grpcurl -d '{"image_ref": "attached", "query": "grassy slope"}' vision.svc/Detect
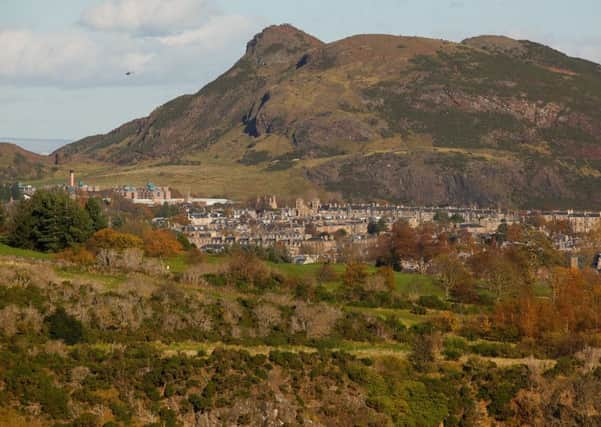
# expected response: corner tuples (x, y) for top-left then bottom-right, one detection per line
(0, 243), (51, 260)
(0, 250), (541, 367)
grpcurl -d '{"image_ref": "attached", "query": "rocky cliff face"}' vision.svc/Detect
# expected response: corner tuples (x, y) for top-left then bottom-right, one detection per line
(54, 25), (601, 208)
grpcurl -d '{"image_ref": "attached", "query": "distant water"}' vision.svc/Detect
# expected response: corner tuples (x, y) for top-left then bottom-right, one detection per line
(0, 137), (71, 155)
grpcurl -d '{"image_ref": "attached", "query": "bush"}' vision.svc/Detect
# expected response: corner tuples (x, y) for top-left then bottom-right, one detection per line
(544, 356), (580, 378)
(143, 229), (183, 258)
(315, 263), (338, 284)
(72, 413), (100, 427)
(45, 307), (84, 345)
(4, 363), (70, 419)
(57, 246), (96, 266)
(86, 228), (143, 253)
(469, 342), (526, 358)
(411, 305), (427, 315)
(110, 401), (133, 423)
(443, 336), (468, 360)
(418, 295), (448, 310)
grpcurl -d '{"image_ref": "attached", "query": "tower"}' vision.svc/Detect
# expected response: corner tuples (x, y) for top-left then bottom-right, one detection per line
(69, 170), (75, 187)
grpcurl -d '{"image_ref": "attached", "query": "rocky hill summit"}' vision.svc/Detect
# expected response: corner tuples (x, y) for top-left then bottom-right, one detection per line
(53, 24), (601, 208)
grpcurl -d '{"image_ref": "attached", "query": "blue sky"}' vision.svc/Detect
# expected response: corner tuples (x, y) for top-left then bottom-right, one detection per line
(1, 0), (601, 152)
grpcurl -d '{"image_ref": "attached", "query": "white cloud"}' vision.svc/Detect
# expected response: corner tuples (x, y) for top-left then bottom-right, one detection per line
(0, 30), (99, 84)
(0, 27), (255, 87)
(0, 1), (262, 88)
(80, 0), (218, 36)
(157, 14), (254, 47)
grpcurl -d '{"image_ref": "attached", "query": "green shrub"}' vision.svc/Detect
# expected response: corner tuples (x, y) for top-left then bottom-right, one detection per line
(72, 413), (100, 427)
(544, 356), (580, 378)
(411, 305), (427, 315)
(469, 342), (525, 358)
(110, 401), (132, 423)
(443, 336), (469, 361)
(418, 295), (448, 310)
(476, 365), (531, 420)
(4, 363), (70, 418)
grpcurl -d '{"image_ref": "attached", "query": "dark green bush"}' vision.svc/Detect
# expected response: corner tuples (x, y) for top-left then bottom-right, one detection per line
(418, 295), (448, 310)
(4, 363), (70, 418)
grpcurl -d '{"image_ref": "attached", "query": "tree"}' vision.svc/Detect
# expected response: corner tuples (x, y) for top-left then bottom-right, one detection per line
(143, 229), (183, 258)
(333, 228), (348, 240)
(450, 213), (465, 224)
(416, 223), (448, 270)
(0, 203), (5, 230)
(410, 332), (441, 372)
(506, 223), (524, 242)
(315, 263), (338, 284)
(156, 202), (179, 218)
(433, 211), (450, 223)
(496, 222), (509, 243)
(470, 249), (524, 301)
(85, 197), (108, 231)
(376, 220), (418, 270)
(342, 261), (368, 287)
(8, 190), (93, 252)
(368, 217), (388, 235)
(86, 228), (143, 252)
(177, 232), (193, 250)
(431, 254), (472, 299)
(376, 266), (396, 291)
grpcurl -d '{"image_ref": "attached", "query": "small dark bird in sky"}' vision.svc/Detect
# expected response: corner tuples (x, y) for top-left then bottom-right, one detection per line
(125, 71), (133, 76)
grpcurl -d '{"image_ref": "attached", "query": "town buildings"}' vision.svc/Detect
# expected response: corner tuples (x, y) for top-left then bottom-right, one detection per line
(115, 183), (172, 204)
(173, 198), (601, 262)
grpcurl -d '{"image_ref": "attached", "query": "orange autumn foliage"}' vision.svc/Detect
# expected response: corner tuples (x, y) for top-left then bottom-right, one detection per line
(87, 228), (143, 252)
(143, 229), (183, 258)
(493, 267), (601, 340)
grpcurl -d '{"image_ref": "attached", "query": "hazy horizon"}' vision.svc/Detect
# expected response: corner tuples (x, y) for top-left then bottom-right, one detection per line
(0, 137), (71, 154)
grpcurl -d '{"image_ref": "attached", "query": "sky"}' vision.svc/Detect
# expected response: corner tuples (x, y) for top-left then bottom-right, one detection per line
(1, 0), (601, 153)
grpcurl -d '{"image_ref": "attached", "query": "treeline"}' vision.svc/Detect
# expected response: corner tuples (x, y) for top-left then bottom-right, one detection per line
(1, 189), (193, 266)
(369, 218), (601, 358)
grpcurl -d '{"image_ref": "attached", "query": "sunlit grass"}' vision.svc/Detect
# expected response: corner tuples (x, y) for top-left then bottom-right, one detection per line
(345, 306), (433, 326)
(0, 243), (51, 260)
(56, 267), (127, 290)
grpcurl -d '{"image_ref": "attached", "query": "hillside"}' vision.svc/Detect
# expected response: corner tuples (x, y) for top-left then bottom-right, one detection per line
(0, 142), (50, 181)
(53, 25), (601, 208)
(1, 241), (601, 426)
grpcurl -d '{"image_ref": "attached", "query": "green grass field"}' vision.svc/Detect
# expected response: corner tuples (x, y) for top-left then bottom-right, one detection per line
(271, 261), (441, 297)
(394, 273), (442, 298)
(0, 243), (51, 260)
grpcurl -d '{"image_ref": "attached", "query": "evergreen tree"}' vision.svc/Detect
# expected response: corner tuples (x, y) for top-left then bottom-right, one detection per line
(8, 190), (93, 252)
(368, 218), (388, 235)
(85, 197), (108, 231)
